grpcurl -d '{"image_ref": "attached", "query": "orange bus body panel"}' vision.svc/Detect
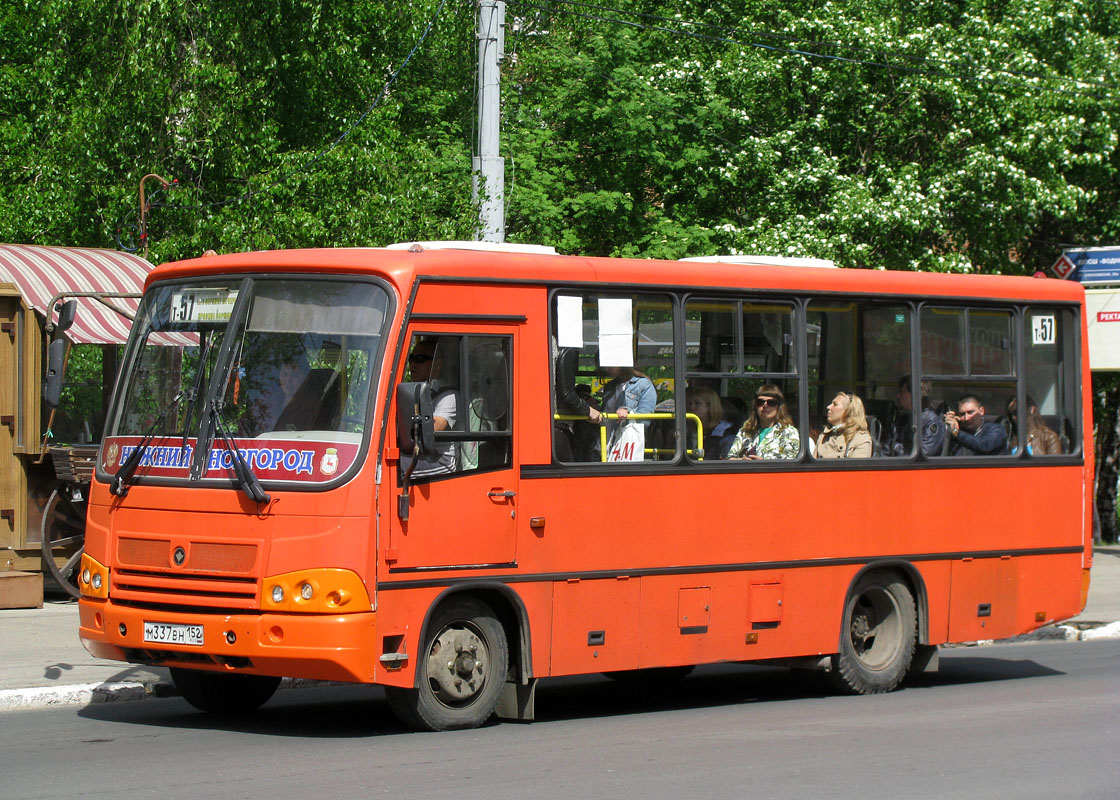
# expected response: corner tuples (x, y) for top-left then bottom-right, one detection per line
(76, 247), (1092, 699)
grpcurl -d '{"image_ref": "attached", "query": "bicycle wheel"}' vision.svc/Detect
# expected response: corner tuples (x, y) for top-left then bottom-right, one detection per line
(40, 486), (87, 598)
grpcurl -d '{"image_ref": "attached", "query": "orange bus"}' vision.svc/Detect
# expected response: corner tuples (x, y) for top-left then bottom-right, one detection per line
(77, 243), (1094, 730)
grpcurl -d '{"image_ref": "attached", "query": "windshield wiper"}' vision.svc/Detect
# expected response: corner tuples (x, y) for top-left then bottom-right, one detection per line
(110, 387), (190, 497)
(211, 402), (270, 505)
(189, 278), (253, 481)
(179, 331), (211, 451)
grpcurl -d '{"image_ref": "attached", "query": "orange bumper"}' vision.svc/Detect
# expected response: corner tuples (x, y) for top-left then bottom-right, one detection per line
(79, 599), (377, 683)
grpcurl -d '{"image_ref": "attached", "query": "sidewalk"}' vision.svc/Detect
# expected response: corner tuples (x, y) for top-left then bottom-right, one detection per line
(2, 546), (1119, 712)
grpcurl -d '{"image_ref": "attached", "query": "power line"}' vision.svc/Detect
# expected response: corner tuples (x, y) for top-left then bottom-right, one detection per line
(507, 0), (1117, 100)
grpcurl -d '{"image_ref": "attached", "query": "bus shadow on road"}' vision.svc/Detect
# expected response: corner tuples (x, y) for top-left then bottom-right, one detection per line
(532, 664), (837, 723)
(533, 655), (1066, 723)
(73, 651), (1066, 734)
(76, 683), (404, 738)
(906, 651), (1065, 689)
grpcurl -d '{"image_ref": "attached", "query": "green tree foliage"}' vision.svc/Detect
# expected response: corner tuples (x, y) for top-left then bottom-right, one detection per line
(505, 0), (1120, 270)
(2, 1), (1116, 272)
(0, 0), (479, 261)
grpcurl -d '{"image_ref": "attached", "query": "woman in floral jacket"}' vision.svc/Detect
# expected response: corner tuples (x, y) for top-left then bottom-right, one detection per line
(728, 384), (800, 460)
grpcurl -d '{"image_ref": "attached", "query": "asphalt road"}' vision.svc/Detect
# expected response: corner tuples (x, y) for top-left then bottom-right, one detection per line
(3, 640), (1118, 800)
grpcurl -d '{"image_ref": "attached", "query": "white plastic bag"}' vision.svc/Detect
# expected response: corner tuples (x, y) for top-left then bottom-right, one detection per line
(606, 421), (645, 462)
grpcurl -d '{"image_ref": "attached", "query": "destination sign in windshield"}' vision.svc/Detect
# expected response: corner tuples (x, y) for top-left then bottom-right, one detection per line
(169, 288), (239, 323)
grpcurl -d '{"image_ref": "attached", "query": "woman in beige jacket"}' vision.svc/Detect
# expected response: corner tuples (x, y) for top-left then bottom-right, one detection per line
(816, 392), (874, 459)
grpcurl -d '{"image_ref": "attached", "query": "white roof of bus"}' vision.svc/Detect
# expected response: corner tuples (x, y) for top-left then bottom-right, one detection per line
(385, 243), (833, 268)
(386, 240), (559, 256)
(679, 255), (837, 268)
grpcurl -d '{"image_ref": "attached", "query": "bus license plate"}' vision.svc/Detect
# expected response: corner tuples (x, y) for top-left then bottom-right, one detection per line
(143, 622), (204, 646)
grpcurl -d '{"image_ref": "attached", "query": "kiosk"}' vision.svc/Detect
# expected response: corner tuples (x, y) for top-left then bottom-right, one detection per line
(0, 244), (153, 602)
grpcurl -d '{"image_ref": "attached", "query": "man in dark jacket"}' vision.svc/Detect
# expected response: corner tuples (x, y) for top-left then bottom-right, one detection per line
(553, 338), (601, 461)
(945, 394), (1008, 456)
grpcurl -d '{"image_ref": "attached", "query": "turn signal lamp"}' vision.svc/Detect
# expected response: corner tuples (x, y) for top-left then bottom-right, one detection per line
(260, 569), (370, 613)
(79, 553), (109, 600)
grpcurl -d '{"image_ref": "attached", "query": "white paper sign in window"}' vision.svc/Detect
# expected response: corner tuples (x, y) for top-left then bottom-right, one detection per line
(598, 298), (634, 367)
(557, 295), (584, 348)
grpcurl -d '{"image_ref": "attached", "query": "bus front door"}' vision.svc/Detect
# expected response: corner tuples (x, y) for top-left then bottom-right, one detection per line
(388, 327), (518, 570)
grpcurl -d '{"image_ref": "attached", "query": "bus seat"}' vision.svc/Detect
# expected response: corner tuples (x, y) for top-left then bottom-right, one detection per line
(865, 415), (881, 456)
(721, 396), (745, 430)
(276, 368), (342, 431)
(862, 398), (893, 427)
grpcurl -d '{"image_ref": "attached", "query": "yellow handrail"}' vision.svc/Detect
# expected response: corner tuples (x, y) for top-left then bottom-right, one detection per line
(553, 412), (705, 461)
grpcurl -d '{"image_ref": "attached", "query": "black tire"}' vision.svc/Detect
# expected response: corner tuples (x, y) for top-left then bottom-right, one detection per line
(40, 486), (86, 598)
(385, 597), (509, 731)
(828, 571), (916, 695)
(169, 668), (281, 714)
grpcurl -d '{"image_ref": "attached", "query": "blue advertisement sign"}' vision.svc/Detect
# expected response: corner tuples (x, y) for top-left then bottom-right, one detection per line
(1051, 247), (1120, 285)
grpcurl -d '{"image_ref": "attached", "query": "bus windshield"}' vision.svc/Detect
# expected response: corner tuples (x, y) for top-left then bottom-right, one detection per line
(102, 276), (389, 487)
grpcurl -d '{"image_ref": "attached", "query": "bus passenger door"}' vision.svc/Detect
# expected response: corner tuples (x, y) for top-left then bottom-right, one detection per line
(388, 327), (518, 569)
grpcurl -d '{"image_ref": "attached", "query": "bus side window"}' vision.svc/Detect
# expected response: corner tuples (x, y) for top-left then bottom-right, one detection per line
(807, 301), (912, 459)
(461, 337), (513, 471)
(550, 291), (677, 464)
(924, 306), (1016, 458)
(1022, 307), (1078, 456)
(685, 296), (799, 462)
(401, 333), (513, 481)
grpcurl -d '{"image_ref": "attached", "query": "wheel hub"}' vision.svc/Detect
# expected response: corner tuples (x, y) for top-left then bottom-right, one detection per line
(850, 590), (900, 668)
(851, 612), (873, 653)
(427, 626), (489, 703)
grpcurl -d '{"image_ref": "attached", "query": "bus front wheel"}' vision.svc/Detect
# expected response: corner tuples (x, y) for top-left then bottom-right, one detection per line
(828, 572), (916, 695)
(169, 668), (281, 714)
(386, 597), (509, 731)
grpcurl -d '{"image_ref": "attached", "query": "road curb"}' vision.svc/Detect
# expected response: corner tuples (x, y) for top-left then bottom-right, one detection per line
(966, 619), (1120, 646)
(0, 676), (336, 714)
(0, 679), (175, 713)
(1067, 620), (1120, 640)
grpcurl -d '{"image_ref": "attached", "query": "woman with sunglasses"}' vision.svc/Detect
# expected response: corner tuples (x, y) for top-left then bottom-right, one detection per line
(816, 391), (873, 458)
(728, 384), (800, 460)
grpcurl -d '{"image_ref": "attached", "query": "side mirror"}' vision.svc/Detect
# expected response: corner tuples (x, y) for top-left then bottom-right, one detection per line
(44, 338), (67, 408)
(55, 299), (78, 334)
(396, 381), (436, 457)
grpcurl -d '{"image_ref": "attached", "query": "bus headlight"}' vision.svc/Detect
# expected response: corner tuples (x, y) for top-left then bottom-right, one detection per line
(260, 569), (370, 613)
(79, 553), (109, 600)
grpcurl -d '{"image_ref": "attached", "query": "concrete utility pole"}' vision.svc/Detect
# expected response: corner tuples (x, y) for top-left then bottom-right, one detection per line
(473, 0), (505, 242)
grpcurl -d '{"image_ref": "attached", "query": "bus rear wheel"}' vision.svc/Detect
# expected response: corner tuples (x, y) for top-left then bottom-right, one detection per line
(169, 668), (281, 714)
(386, 597), (509, 731)
(828, 571), (916, 695)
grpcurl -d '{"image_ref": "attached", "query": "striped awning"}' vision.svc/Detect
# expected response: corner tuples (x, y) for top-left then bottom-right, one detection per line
(0, 244), (153, 344)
